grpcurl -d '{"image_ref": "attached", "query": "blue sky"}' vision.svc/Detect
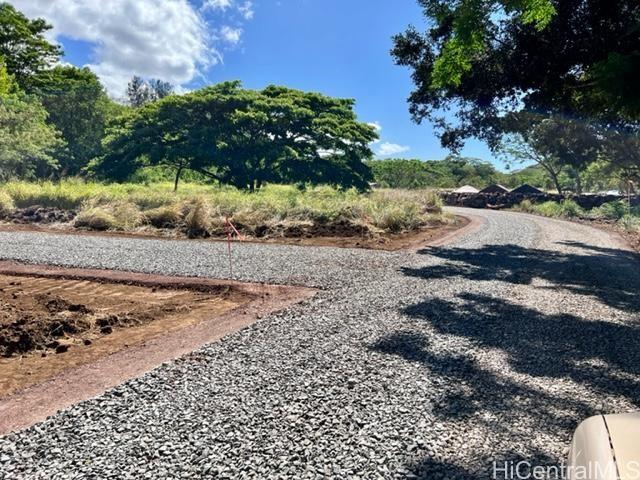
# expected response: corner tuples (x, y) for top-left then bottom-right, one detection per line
(14, 0), (501, 167)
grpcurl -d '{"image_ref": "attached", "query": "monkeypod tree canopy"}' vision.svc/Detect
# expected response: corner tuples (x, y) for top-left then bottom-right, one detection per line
(392, 0), (640, 151)
(95, 81), (378, 191)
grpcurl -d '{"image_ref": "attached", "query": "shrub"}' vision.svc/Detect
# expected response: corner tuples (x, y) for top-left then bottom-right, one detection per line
(619, 214), (640, 232)
(0, 191), (14, 215)
(532, 201), (563, 217)
(589, 201), (628, 220)
(515, 199), (535, 213)
(558, 199), (584, 218)
(530, 199), (584, 218)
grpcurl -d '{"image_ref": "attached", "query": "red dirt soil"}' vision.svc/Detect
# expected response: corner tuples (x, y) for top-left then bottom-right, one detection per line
(0, 263), (315, 434)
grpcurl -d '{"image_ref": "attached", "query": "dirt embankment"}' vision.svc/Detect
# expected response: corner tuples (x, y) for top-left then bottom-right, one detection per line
(0, 212), (467, 251)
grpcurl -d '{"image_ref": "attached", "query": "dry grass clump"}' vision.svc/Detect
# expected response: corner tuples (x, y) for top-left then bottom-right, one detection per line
(74, 201), (143, 231)
(0, 191), (14, 215)
(74, 208), (117, 231)
(143, 205), (182, 229)
(183, 197), (212, 238)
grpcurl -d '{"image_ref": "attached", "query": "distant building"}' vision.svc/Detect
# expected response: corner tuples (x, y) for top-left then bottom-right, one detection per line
(454, 185), (480, 193)
(511, 184), (543, 195)
(479, 184), (510, 194)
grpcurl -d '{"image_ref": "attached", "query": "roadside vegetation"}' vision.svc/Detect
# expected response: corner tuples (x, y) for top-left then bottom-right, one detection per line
(514, 199), (640, 232)
(0, 180), (448, 237)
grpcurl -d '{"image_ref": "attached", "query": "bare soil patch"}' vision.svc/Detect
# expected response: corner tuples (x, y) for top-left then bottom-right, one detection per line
(0, 262), (315, 434)
(0, 273), (249, 397)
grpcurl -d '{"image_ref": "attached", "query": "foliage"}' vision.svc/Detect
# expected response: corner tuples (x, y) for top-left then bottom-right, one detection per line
(0, 3), (61, 89)
(126, 76), (174, 107)
(366, 156), (504, 189)
(520, 198), (640, 232)
(0, 57), (17, 95)
(0, 180), (447, 235)
(392, 0), (640, 153)
(588, 201), (629, 221)
(497, 116), (601, 195)
(0, 92), (63, 180)
(619, 214), (640, 232)
(30, 66), (112, 176)
(95, 81), (378, 191)
(148, 79), (174, 100)
(366, 159), (438, 189)
(518, 199), (584, 218)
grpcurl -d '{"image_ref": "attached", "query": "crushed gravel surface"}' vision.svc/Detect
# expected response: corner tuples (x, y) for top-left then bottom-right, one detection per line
(1, 207), (640, 479)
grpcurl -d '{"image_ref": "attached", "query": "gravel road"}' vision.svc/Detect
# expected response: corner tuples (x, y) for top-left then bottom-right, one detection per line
(1, 208), (640, 479)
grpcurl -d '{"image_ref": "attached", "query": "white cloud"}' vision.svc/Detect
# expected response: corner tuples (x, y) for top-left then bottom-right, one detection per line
(367, 121), (382, 144)
(368, 121), (382, 133)
(203, 0), (253, 19)
(220, 25), (242, 45)
(376, 142), (411, 156)
(202, 0), (233, 11)
(11, 0), (254, 97)
(238, 1), (254, 20)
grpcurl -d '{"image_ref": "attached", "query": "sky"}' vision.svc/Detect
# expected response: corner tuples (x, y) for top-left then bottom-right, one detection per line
(12, 0), (501, 167)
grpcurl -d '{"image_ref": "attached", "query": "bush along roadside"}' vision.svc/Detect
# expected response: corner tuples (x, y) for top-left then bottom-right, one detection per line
(514, 199), (640, 238)
(0, 181), (452, 239)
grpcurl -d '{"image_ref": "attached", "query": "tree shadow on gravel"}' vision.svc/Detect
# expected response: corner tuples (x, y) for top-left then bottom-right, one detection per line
(403, 242), (640, 312)
(371, 293), (640, 478)
(401, 293), (640, 402)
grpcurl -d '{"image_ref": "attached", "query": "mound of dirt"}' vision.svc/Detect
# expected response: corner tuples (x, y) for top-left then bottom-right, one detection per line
(2, 206), (76, 224)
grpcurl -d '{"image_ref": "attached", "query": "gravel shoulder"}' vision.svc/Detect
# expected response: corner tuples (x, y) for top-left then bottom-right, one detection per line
(1, 208), (640, 479)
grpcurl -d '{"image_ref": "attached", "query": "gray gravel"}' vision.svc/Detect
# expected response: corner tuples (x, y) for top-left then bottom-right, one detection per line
(1, 207), (640, 479)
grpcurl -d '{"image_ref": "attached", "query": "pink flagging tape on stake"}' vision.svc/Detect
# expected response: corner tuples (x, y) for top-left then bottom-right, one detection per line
(224, 217), (244, 277)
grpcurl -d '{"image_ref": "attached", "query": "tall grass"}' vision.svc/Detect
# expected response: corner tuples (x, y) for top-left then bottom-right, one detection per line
(0, 181), (446, 235)
(0, 191), (14, 215)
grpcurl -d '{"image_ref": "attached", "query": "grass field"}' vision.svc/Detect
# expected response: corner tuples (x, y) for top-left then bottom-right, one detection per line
(0, 180), (450, 237)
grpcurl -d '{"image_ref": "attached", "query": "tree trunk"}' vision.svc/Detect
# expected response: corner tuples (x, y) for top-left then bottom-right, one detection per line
(174, 165), (183, 192)
(545, 168), (564, 196)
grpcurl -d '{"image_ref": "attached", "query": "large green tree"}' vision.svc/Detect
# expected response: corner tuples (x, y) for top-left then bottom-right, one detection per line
(0, 61), (62, 180)
(31, 66), (111, 176)
(0, 3), (61, 90)
(392, 0), (640, 151)
(95, 82), (378, 191)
